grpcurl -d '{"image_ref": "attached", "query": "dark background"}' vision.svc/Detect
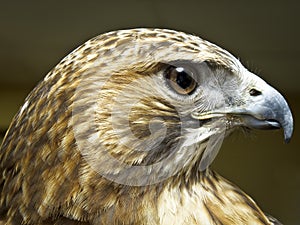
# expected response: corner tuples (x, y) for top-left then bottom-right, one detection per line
(0, 1), (299, 224)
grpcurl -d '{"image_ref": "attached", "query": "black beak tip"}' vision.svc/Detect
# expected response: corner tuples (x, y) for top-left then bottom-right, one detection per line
(284, 137), (291, 144)
(267, 120), (292, 143)
(268, 120), (293, 143)
(282, 117), (293, 144)
(283, 127), (293, 144)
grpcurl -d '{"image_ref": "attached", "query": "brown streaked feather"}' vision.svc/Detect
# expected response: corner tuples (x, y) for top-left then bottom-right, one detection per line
(0, 28), (281, 224)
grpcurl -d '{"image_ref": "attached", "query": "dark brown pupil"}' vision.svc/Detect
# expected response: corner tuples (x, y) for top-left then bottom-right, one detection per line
(176, 69), (193, 90)
(166, 66), (197, 95)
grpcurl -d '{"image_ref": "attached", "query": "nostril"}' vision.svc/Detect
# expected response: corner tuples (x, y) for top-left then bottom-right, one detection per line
(249, 88), (262, 96)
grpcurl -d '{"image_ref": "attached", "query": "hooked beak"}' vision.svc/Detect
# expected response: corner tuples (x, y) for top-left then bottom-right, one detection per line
(240, 89), (293, 143)
(192, 74), (294, 143)
(237, 88), (293, 143)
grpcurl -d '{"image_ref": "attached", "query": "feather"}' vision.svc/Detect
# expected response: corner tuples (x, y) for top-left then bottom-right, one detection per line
(0, 28), (293, 224)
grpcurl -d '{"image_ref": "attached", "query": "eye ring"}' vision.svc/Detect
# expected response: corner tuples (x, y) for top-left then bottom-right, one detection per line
(165, 66), (197, 95)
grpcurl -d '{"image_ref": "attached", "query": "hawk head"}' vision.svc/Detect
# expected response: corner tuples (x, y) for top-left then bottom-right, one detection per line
(69, 28), (293, 186)
(0, 28), (293, 224)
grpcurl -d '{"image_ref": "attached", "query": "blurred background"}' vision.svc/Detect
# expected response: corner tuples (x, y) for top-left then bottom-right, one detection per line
(0, 0), (299, 223)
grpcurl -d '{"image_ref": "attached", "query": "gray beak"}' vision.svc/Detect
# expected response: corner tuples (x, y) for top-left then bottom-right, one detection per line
(192, 72), (294, 143)
(223, 70), (294, 143)
(239, 85), (293, 143)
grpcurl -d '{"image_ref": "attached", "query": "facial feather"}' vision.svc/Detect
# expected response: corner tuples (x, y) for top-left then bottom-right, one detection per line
(0, 28), (292, 225)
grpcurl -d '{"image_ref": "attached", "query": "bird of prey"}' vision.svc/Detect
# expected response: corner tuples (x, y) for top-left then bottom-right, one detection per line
(0, 28), (293, 225)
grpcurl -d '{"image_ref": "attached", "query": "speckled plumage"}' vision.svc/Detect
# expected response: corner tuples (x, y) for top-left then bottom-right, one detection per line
(0, 28), (293, 224)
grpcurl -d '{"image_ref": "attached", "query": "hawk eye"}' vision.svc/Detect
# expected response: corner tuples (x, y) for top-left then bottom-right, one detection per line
(165, 66), (197, 95)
